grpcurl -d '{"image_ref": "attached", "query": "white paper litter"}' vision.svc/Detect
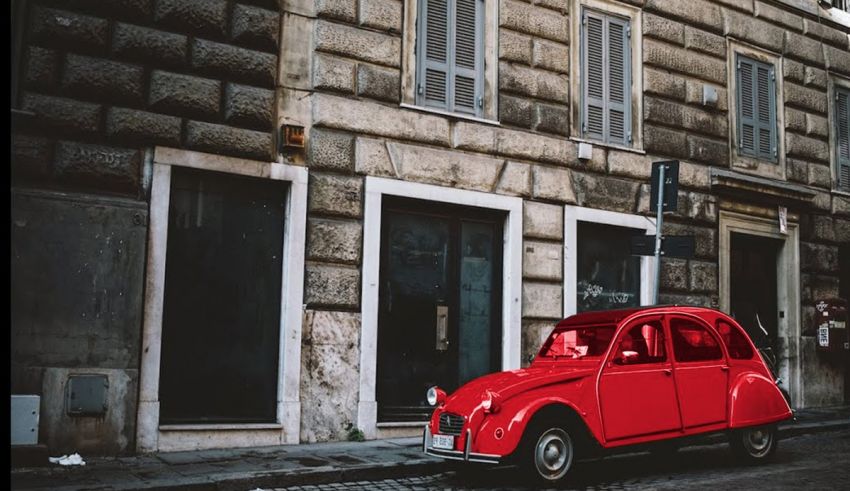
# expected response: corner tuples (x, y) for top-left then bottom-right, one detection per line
(48, 453), (86, 466)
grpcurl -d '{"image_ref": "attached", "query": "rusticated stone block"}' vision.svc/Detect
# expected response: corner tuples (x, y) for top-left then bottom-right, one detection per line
(495, 161), (531, 197)
(523, 240), (563, 281)
(500, 95), (535, 129)
(532, 166), (575, 203)
(316, 0), (357, 23)
(724, 9), (786, 51)
(154, 0), (228, 38)
(786, 133), (829, 163)
(105, 107), (181, 146)
(231, 3), (280, 52)
(500, 62), (568, 103)
(645, 67), (686, 101)
(224, 83), (274, 130)
(687, 135), (728, 166)
(532, 39), (569, 74)
(314, 20), (401, 68)
(523, 201), (563, 240)
(61, 54), (144, 104)
(522, 281), (563, 319)
(313, 53), (356, 93)
(607, 150), (651, 179)
(535, 103), (569, 136)
(185, 121), (272, 161)
(645, 0), (722, 32)
(645, 124), (688, 159)
(358, 0), (402, 33)
(24, 47), (59, 90)
(21, 93), (101, 135)
(304, 264), (360, 308)
(644, 39), (726, 84)
(684, 27), (725, 58)
(661, 258), (688, 291)
(191, 39), (277, 87)
(643, 12), (684, 45)
(308, 173), (363, 218)
(149, 70), (221, 119)
(500, 0), (568, 43)
(53, 141), (140, 193)
(356, 64), (400, 103)
(785, 82), (828, 114)
(354, 137), (395, 177)
(783, 31), (826, 67)
(112, 23), (188, 67)
(824, 44), (850, 77)
(500, 30), (532, 64)
(308, 128), (354, 172)
(306, 218), (362, 264)
(572, 172), (640, 214)
(689, 260), (718, 293)
(29, 6), (109, 53)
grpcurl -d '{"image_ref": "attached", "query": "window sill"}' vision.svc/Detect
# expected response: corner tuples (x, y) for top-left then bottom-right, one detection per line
(159, 423), (283, 431)
(832, 188), (850, 198)
(399, 103), (501, 127)
(376, 421), (428, 428)
(569, 136), (645, 155)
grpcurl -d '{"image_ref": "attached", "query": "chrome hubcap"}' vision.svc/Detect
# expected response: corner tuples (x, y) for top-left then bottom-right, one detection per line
(743, 427), (773, 457)
(534, 428), (572, 480)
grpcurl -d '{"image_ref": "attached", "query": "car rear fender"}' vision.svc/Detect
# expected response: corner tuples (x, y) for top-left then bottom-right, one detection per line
(728, 372), (793, 429)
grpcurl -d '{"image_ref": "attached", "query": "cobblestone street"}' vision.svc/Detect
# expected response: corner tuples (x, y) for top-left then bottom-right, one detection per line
(270, 429), (850, 490)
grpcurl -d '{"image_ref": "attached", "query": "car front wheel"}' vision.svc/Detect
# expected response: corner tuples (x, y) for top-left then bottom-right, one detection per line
(529, 426), (574, 482)
(729, 425), (778, 462)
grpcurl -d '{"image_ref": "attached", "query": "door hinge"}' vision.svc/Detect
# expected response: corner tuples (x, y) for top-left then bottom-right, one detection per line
(582, 122), (587, 134)
(627, 130), (632, 143)
(417, 84), (423, 95)
(477, 96), (483, 108)
(626, 25), (631, 38)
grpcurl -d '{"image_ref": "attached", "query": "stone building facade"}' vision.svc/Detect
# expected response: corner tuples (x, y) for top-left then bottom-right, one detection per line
(10, 0), (850, 455)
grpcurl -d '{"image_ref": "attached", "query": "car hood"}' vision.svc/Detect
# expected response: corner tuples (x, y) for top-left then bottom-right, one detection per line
(441, 365), (595, 414)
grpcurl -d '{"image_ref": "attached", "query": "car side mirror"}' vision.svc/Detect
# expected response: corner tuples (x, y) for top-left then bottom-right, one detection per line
(615, 350), (639, 365)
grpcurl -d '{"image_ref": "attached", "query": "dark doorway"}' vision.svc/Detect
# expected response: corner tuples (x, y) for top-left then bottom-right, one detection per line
(839, 243), (850, 404)
(729, 233), (781, 351)
(159, 167), (286, 424)
(377, 197), (504, 422)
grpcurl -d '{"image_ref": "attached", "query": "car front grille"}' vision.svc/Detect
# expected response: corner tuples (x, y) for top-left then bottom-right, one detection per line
(438, 412), (464, 436)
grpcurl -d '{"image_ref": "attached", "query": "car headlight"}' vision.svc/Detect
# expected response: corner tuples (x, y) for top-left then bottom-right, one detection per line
(426, 386), (446, 406)
(481, 390), (501, 413)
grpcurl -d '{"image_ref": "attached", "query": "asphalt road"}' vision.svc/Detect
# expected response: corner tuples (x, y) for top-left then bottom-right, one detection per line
(268, 428), (850, 490)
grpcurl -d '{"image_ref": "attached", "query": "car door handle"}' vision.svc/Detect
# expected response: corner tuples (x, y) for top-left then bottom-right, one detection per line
(663, 369), (672, 376)
(720, 366), (730, 372)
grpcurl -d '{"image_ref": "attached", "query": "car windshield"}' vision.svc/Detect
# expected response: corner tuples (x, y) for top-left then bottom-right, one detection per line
(539, 325), (616, 360)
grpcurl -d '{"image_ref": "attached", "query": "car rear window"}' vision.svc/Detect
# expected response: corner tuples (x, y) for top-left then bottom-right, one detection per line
(670, 318), (723, 362)
(716, 320), (755, 360)
(540, 326), (616, 360)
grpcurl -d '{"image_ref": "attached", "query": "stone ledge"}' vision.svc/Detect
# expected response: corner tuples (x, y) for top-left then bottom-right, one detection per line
(710, 168), (817, 207)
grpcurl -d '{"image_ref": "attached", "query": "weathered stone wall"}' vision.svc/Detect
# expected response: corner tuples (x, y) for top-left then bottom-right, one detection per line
(295, 0), (850, 440)
(11, 0), (281, 454)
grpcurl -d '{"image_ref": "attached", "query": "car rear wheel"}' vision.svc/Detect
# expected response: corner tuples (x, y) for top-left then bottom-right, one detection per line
(526, 425), (574, 483)
(729, 425), (778, 462)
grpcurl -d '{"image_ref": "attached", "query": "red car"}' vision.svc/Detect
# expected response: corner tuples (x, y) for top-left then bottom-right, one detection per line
(423, 306), (793, 483)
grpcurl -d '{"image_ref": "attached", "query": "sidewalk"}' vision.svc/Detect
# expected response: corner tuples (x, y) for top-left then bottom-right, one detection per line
(11, 406), (850, 491)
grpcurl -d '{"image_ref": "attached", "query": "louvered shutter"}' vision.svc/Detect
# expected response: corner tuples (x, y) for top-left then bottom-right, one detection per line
(419, 0), (450, 109)
(736, 55), (777, 162)
(581, 9), (631, 145)
(607, 16), (630, 146)
(837, 88), (850, 191)
(417, 0), (483, 116)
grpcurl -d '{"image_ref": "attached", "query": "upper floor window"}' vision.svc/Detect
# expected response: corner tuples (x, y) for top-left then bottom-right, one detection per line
(402, 0), (497, 120)
(834, 84), (850, 192)
(569, 0), (642, 150)
(726, 41), (785, 180)
(735, 54), (778, 162)
(580, 8), (631, 146)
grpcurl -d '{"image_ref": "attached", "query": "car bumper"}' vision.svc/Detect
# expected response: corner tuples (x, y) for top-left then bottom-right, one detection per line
(422, 424), (501, 464)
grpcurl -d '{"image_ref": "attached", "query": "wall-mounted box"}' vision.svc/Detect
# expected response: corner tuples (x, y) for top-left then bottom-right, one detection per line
(11, 395), (40, 445)
(66, 375), (109, 416)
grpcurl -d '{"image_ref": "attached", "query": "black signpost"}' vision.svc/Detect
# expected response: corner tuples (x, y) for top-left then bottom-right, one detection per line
(630, 160), (696, 304)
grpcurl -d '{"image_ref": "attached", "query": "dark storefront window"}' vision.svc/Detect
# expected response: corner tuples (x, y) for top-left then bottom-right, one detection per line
(576, 222), (641, 312)
(159, 167), (286, 424)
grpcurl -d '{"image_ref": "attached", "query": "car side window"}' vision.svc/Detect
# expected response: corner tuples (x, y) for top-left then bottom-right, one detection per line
(671, 318), (723, 362)
(716, 320), (754, 360)
(612, 320), (666, 365)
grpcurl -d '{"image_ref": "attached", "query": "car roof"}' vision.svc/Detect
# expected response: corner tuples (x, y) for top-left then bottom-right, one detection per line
(555, 305), (724, 329)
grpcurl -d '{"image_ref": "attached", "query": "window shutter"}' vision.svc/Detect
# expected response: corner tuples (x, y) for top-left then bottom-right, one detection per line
(582, 10), (605, 141)
(737, 56), (756, 156)
(737, 55), (777, 162)
(607, 16), (630, 146)
(452, 0), (481, 115)
(419, 0), (450, 109)
(582, 9), (631, 145)
(838, 88), (850, 191)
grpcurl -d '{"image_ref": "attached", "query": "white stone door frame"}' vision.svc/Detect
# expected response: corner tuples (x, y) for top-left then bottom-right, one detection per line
(358, 176), (523, 439)
(719, 210), (801, 409)
(563, 206), (657, 316)
(136, 147), (308, 452)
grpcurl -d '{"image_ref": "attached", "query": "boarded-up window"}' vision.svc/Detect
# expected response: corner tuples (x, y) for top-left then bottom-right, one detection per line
(581, 8), (631, 146)
(736, 54), (777, 162)
(835, 86), (850, 191)
(416, 0), (484, 116)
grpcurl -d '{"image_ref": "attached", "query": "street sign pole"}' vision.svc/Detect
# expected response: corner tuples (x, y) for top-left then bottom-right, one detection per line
(652, 164), (665, 305)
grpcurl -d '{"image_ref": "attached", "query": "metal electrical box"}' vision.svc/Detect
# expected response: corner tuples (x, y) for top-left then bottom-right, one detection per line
(66, 375), (109, 416)
(11, 395), (40, 445)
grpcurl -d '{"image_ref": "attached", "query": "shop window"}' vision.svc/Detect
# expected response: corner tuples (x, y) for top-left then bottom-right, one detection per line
(576, 222), (641, 312)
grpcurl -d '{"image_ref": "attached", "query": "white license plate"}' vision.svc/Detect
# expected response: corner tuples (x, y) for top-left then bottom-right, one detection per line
(432, 434), (454, 450)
